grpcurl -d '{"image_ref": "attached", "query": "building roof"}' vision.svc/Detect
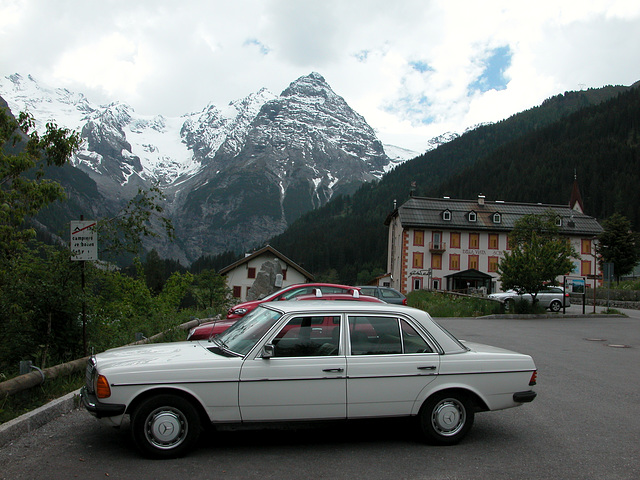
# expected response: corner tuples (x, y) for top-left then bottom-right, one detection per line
(219, 244), (314, 280)
(386, 195), (603, 236)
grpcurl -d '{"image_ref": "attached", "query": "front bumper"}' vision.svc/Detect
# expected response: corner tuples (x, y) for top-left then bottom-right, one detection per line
(81, 386), (126, 418)
(513, 390), (537, 403)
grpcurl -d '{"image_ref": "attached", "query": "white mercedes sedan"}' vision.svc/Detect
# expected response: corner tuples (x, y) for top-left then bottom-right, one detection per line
(81, 302), (537, 458)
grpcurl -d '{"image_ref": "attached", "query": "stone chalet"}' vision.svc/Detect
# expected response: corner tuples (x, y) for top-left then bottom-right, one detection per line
(220, 245), (314, 302)
(384, 192), (603, 295)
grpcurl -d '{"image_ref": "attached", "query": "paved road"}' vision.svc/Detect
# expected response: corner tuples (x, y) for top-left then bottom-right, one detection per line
(1, 314), (638, 480)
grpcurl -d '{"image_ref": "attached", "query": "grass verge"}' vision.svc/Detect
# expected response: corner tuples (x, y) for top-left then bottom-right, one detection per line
(408, 290), (502, 317)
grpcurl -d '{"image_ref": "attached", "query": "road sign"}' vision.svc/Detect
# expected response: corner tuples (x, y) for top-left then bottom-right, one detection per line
(70, 220), (97, 261)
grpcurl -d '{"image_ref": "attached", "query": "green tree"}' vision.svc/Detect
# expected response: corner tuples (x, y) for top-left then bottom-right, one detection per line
(498, 212), (577, 304)
(596, 213), (640, 283)
(191, 269), (231, 313)
(0, 109), (80, 258)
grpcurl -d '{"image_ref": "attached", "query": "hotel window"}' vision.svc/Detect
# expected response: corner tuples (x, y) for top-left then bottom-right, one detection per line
(556, 216), (563, 227)
(442, 210), (451, 221)
(469, 233), (480, 249)
(468, 255), (479, 270)
(432, 253), (442, 270)
(489, 234), (499, 250)
(581, 239), (592, 255)
(414, 230), (425, 246)
(492, 212), (501, 224)
(232, 286), (242, 298)
(488, 256), (499, 272)
(450, 232), (461, 249)
(413, 252), (424, 269)
(449, 254), (460, 271)
(468, 211), (477, 222)
(506, 235), (513, 250)
(581, 260), (592, 276)
(248, 267), (256, 279)
(282, 269), (287, 281)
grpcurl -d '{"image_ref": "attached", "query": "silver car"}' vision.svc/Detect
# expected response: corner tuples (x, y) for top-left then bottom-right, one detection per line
(489, 286), (569, 312)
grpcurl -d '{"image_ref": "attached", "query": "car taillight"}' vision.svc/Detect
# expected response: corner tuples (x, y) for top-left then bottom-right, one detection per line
(96, 375), (111, 398)
(529, 370), (537, 386)
(402, 298), (408, 305)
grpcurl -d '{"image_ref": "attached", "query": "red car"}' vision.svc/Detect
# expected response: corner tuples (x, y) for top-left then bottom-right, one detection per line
(225, 283), (359, 319)
(187, 283), (362, 340)
(292, 292), (384, 303)
(187, 301), (380, 341)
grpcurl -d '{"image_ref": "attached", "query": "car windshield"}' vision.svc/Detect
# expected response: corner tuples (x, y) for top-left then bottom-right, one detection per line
(215, 306), (283, 356)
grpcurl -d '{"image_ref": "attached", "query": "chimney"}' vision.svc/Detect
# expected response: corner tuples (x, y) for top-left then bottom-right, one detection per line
(478, 194), (485, 206)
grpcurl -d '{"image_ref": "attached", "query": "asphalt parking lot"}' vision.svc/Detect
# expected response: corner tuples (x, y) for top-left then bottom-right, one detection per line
(1, 311), (638, 480)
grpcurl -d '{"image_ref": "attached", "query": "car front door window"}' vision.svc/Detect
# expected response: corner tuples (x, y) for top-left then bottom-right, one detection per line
(272, 316), (340, 357)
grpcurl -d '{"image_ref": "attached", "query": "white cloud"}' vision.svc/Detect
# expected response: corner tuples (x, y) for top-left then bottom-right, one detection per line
(1, 0), (639, 152)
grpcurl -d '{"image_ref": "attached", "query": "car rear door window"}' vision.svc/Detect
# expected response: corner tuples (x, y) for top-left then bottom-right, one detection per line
(348, 316), (432, 355)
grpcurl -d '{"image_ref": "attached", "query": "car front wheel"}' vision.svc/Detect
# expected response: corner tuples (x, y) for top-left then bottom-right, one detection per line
(417, 392), (474, 445)
(549, 300), (562, 312)
(131, 394), (202, 459)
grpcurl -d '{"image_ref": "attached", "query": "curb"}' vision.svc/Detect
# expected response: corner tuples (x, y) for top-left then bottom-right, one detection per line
(0, 389), (81, 448)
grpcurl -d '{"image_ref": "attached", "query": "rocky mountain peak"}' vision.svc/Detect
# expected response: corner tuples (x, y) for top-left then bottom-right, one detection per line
(1, 72), (417, 263)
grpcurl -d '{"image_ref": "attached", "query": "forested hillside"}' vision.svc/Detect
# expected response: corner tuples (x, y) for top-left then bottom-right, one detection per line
(269, 84), (639, 284)
(433, 86), (640, 225)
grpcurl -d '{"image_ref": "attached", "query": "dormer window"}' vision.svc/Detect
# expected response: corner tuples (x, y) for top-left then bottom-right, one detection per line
(492, 212), (501, 224)
(442, 210), (451, 221)
(556, 216), (563, 227)
(468, 211), (477, 222)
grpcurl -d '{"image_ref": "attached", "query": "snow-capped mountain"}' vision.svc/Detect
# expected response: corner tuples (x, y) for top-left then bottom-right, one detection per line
(0, 73), (421, 262)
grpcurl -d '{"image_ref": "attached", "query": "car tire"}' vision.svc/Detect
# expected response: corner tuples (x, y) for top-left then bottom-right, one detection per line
(549, 300), (562, 312)
(417, 391), (475, 445)
(504, 298), (515, 312)
(131, 394), (202, 459)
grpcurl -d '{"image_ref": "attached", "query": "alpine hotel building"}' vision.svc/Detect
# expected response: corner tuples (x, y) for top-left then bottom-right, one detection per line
(385, 189), (603, 295)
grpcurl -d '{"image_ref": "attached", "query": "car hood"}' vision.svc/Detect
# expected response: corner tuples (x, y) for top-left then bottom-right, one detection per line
(230, 299), (262, 311)
(93, 341), (238, 377)
(190, 319), (237, 338)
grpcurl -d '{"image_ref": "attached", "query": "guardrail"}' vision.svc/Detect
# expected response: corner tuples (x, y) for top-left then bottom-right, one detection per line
(0, 316), (219, 399)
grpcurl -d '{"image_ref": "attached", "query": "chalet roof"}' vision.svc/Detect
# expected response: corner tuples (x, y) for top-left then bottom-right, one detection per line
(219, 245), (314, 280)
(386, 196), (603, 236)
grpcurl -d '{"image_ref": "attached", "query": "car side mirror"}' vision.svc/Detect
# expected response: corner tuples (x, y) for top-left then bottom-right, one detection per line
(262, 344), (275, 359)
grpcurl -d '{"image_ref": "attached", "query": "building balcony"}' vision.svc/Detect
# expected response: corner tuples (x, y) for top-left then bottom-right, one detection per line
(429, 242), (447, 253)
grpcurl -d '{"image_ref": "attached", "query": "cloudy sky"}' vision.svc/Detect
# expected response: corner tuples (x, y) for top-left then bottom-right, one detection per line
(1, 0), (639, 151)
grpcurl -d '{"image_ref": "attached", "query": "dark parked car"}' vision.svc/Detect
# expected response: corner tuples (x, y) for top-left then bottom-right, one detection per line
(357, 286), (407, 305)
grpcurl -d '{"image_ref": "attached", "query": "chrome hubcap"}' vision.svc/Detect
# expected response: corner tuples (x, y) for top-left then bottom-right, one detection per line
(145, 408), (187, 449)
(431, 398), (465, 436)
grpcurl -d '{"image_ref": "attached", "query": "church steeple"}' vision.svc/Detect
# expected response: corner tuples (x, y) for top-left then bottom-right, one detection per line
(569, 171), (584, 213)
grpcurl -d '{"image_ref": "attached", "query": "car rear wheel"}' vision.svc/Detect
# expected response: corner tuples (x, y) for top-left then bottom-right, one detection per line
(131, 394), (202, 459)
(417, 392), (474, 445)
(549, 300), (562, 312)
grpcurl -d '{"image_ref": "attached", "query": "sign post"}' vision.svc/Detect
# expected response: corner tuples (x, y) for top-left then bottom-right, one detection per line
(70, 220), (97, 356)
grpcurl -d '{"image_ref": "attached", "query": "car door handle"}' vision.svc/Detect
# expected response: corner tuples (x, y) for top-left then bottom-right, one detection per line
(322, 368), (344, 372)
(417, 366), (437, 370)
